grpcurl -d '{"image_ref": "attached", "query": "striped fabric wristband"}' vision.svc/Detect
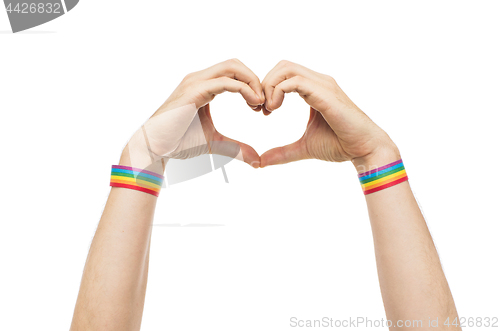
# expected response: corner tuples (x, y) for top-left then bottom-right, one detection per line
(358, 159), (408, 195)
(110, 165), (164, 197)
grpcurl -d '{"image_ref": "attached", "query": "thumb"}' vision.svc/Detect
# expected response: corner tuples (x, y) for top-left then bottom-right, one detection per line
(203, 104), (261, 169)
(260, 139), (309, 168)
(211, 133), (261, 169)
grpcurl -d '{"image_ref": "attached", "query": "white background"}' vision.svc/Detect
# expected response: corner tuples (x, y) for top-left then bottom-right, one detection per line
(1, 1), (499, 330)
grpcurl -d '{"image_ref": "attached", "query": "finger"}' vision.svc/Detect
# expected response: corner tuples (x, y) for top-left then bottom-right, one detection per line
(306, 107), (317, 126)
(199, 76), (262, 107)
(259, 140), (309, 168)
(211, 132), (261, 169)
(198, 104), (215, 140)
(201, 103), (213, 122)
(269, 76), (315, 111)
(261, 60), (298, 94)
(203, 104), (260, 168)
(195, 59), (265, 105)
(262, 61), (290, 111)
(262, 60), (314, 111)
(247, 101), (262, 112)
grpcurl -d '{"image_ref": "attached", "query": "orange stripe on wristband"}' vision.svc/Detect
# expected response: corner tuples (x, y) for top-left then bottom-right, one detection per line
(361, 170), (407, 190)
(363, 176), (408, 195)
(110, 176), (161, 189)
(110, 165), (163, 197)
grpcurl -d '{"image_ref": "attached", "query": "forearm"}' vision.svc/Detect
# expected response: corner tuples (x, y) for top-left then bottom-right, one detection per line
(70, 149), (159, 331)
(354, 147), (460, 330)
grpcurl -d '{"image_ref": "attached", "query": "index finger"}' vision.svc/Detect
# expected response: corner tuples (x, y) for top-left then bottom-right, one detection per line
(193, 59), (265, 105)
(261, 60), (315, 111)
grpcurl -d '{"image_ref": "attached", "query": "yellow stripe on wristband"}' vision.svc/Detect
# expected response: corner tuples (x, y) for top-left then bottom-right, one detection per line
(361, 170), (407, 190)
(110, 176), (162, 189)
(358, 159), (409, 195)
(110, 165), (164, 197)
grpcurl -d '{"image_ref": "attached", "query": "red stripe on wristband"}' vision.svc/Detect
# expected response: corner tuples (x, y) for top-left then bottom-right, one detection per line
(363, 175), (408, 195)
(110, 165), (163, 197)
(110, 182), (160, 197)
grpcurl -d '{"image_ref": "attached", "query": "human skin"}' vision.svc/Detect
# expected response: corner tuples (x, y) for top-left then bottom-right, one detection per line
(261, 60), (461, 330)
(69, 59), (264, 331)
(70, 59), (461, 330)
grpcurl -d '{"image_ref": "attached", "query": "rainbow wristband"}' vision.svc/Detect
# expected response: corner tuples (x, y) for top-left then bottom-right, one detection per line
(110, 165), (164, 197)
(358, 159), (408, 195)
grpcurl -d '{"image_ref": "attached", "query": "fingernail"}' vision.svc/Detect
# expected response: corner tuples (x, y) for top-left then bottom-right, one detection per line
(251, 161), (260, 169)
(267, 99), (273, 111)
(251, 105), (258, 110)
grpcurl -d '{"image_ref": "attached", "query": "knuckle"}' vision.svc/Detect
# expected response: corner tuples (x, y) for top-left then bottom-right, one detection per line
(294, 75), (305, 84)
(325, 74), (336, 83)
(182, 72), (195, 83)
(218, 76), (232, 89)
(278, 59), (292, 67)
(225, 58), (240, 70)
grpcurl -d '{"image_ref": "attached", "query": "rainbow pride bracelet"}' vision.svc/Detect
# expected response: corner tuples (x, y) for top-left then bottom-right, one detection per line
(358, 159), (408, 195)
(110, 165), (164, 197)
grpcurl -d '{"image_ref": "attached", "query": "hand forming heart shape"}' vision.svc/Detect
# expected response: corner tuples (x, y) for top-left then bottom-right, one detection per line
(123, 59), (400, 175)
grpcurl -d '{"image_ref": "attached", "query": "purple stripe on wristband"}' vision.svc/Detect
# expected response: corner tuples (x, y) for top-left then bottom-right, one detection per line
(112, 165), (165, 179)
(357, 159), (403, 178)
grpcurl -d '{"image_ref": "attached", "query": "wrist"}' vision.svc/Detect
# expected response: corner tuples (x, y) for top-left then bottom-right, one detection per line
(351, 142), (401, 174)
(119, 144), (165, 175)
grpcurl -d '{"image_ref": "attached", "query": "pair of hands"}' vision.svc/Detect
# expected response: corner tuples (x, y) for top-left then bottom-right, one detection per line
(124, 59), (399, 173)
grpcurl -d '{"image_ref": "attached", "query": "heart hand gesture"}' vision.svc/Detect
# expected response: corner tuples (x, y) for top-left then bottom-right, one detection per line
(123, 59), (399, 174)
